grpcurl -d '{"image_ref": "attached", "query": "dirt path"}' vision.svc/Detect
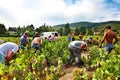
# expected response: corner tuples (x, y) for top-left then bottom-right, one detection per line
(59, 66), (75, 80)
(59, 53), (89, 80)
(59, 66), (88, 80)
(59, 66), (93, 80)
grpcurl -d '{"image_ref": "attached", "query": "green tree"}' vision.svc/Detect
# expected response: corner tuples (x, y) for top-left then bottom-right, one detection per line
(64, 23), (71, 35)
(75, 27), (79, 35)
(16, 26), (22, 36)
(0, 24), (6, 35)
(18, 26), (26, 36)
(8, 27), (17, 31)
(79, 26), (86, 35)
(26, 24), (35, 36)
(86, 28), (93, 35)
(56, 27), (63, 36)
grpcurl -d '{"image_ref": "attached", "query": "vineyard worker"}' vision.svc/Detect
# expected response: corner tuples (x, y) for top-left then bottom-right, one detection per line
(67, 33), (71, 42)
(31, 37), (42, 50)
(71, 32), (75, 41)
(48, 35), (53, 42)
(99, 26), (118, 53)
(20, 32), (29, 50)
(68, 41), (87, 67)
(0, 40), (4, 44)
(79, 33), (83, 40)
(0, 42), (19, 64)
(32, 32), (39, 40)
(48, 33), (55, 42)
(86, 36), (93, 44)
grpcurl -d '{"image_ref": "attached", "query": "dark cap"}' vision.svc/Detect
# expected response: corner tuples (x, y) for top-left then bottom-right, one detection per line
(35, 32), (38, 35)
(24, 32), (28, 36)
(106, 26), (111, 29)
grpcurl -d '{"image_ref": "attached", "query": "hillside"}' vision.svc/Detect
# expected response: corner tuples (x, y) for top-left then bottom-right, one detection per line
(54, 21), (120, 28)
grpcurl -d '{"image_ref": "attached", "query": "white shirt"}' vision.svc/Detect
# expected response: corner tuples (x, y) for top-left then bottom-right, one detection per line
(0, 42), (19, 57)
(68, 41), (87, 48)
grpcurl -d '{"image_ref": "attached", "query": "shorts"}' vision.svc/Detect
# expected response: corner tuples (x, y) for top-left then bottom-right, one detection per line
(68, 37), (71, 42)
(72, 38), (75, 41)
(104, 44), (113, 53)
(31, 43), (40, 50)
(0, 53), (5, 64)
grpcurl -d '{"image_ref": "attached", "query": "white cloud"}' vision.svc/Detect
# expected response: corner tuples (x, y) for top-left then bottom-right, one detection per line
(0, 0), (120, 29)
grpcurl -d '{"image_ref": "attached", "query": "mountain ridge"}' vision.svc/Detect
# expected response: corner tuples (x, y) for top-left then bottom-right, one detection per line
(54, 21), (120, 28)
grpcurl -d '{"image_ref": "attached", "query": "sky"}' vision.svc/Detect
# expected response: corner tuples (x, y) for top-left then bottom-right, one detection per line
(0, 0), (120, 29)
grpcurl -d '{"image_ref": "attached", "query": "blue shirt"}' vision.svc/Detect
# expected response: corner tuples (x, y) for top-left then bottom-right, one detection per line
(68, 35), (71, 42)
(20, 36), (29, 46)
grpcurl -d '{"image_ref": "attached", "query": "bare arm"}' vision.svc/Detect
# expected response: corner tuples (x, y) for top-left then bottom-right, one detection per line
(99, 32), (106, 48)
(101, 32), (107, 44)
(6, 51), (14, 61)
(39, 38), (42, 47)
(114, 35), (118, 44)
(79, 44), (85, 51)
(100, 32), (106, 45)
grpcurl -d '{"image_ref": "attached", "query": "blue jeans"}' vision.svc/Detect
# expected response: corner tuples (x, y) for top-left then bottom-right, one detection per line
(0, 53), (5, 64)
(31, 43), (40, 50)
(68, 37), (71, 42)
(68, 46), (81, 65)
(104, 44), (113, 53)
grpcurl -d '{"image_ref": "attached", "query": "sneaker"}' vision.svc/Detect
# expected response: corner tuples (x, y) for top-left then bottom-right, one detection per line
(80, 61), (84, 65)
(64, 63), (71, 68)
(76, 61), (84, 68)
(76, 64), (82, 68)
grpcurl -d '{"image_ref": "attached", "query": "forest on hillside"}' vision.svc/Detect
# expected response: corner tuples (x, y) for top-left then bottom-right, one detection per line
(0, 21), (120, 37)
